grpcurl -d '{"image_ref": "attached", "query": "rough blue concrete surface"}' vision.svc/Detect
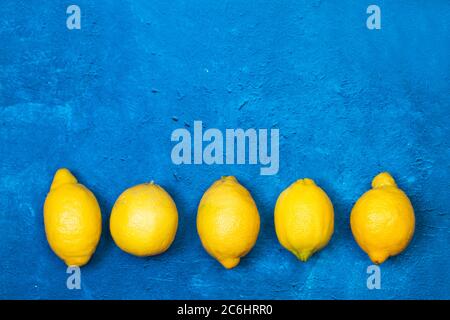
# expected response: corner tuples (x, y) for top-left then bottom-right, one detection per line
(0, 1), (449, 299)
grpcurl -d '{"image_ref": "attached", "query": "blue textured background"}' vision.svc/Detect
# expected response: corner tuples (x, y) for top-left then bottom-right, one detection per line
(1, 1), (449, 300)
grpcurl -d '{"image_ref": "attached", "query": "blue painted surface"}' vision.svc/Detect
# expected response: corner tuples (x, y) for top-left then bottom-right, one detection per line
(0, 0), (449, 300)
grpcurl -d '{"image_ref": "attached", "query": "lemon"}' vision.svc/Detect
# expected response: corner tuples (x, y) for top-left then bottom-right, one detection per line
(197, 176), (260, 269)
(274, 178), (334, 261)
(350, 172), (415, 264)
(110, 182), (178, 257)
(44, 168), (102, 266)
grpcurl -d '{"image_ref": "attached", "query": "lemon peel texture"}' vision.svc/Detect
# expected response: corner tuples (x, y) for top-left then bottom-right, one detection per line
(350, 172), (415, 264)
(110, 182), (178, 257)
(275, 178), (334, 262)
(197, 176), (260, 269)
(44, 168), (102, 266)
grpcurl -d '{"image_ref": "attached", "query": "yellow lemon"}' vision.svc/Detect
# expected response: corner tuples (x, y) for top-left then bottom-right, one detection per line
(274, 178), (334, 261)
(110, 182), (178, 257)
(44, 168), (102, 266)
(350, 172), (415, 264)
(197, 176), (260, 269)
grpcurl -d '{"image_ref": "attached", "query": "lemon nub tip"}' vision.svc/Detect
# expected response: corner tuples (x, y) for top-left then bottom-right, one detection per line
(50, 168), (78, 190)
(371, 172), (397, 189)
(64, 255), (91, 267)
(219, 257), (240, 269)
(220, 176), (237, 182)
(368, 252), (389, 265)
(293, 250), (313, 262)
(295, 178), (315, 186)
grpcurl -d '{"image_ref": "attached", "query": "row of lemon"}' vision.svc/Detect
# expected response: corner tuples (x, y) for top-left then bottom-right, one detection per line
(44, 169), (415, 268)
